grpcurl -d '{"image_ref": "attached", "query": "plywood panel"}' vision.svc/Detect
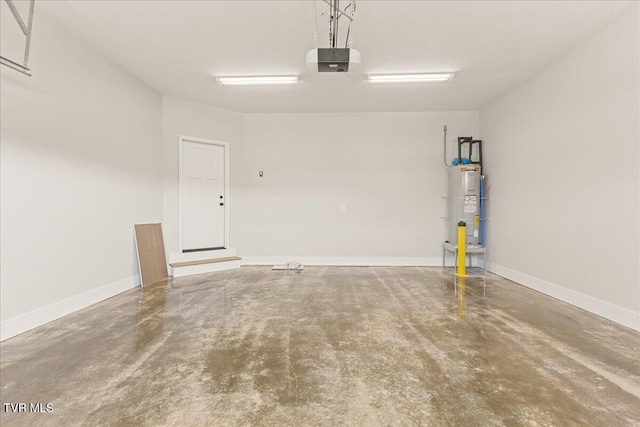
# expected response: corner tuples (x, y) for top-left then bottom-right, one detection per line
(134, 224), (168, 287)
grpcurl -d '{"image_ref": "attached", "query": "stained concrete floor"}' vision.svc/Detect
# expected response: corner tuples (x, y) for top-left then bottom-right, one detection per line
(1, 267), (639, 427)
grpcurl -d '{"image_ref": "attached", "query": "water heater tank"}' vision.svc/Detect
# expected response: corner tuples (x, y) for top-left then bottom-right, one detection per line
(447, 165), (482, 245)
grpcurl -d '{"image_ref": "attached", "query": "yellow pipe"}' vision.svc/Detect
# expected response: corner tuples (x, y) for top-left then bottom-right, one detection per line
(457, 221), (466, 277)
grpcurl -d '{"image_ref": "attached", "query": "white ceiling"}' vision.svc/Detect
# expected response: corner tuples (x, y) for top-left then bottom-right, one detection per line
(41, 1), (636, 113)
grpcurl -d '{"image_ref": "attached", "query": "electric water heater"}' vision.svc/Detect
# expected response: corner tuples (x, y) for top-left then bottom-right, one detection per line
(447, 164), (482, 245)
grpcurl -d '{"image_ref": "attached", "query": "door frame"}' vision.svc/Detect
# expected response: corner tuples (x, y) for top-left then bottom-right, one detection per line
(178, 135), (230, 253)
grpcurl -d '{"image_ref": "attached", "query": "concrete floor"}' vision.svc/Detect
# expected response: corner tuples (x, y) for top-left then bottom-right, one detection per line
(1, 267), (639, 427)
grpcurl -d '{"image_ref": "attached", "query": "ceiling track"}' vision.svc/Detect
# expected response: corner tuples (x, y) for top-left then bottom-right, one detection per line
(1, 0), (36, 76)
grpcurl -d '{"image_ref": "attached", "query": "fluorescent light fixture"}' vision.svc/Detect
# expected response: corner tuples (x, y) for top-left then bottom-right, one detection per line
(216, 75), (299, 86)
(367, 73), (454, 83)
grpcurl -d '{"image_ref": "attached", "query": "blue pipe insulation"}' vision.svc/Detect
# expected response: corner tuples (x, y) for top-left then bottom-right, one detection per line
(480, 176), (485, 246)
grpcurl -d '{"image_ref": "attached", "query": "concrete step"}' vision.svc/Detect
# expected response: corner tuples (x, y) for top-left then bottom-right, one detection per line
(169, 248), (236, 264)
(169, 256), (241, 278)
(170, 256), (241, 268)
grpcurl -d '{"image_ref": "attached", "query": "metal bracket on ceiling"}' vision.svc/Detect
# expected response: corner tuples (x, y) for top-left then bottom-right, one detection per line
(321, 0), (353, 22)
(314, 0), (356, 49)
(1, 0), (36, 76)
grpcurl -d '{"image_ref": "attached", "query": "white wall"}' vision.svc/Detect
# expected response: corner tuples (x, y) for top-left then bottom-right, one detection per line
(237, 112), (479, 264)
(161, 96), (244, 256)
(160, 98), (478, 264)
(480, 8), (639, 330)
(0, 10), (163, 339)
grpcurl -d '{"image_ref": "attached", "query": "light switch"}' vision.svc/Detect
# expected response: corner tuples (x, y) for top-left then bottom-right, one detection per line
(340, 204), (346, 212)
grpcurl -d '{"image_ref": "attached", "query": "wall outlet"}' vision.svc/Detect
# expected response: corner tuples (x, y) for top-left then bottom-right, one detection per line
(340, 204), (346, 212)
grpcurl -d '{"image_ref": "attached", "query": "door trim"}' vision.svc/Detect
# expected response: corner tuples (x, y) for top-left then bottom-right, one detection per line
(178, 135), (230, 253)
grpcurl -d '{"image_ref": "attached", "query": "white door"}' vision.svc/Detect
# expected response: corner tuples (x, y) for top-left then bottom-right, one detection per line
(181, 141), (226, 251)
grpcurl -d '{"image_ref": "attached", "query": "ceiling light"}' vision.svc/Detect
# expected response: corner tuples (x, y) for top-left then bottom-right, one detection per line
(367, 73), (454, 83)
(216, 76), (299, 86)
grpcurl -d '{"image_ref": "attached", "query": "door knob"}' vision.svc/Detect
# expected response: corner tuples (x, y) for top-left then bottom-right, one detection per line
(220, 195), (223, 199)
(220, 203), (224, 206)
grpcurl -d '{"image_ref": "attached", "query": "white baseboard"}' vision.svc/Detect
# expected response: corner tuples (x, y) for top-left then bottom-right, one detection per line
(1, 275), (139, 341)
(486, 263), (640, 332)
(241, 256), (444, 267)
